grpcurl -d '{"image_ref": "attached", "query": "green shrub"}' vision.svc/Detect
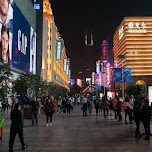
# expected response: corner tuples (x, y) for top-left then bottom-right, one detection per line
(0, 114), (5, 128)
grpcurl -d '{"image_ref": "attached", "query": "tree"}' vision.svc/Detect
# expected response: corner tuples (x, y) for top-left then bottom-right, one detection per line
(0, 64), (13, 100)
(126, 83), (146, 100)
(47, 82), (68, 98)
(14, 73), (47, 97)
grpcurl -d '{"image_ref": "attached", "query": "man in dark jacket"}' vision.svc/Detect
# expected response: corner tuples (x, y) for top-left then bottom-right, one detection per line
(140, 97), (151, 140)
(9, 103), (27, 152)
(133, 101), (142, 138)
(30, 96), (39, 127)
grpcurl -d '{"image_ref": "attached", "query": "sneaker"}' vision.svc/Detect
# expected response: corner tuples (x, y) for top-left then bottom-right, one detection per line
(22, 144), (27, 150)
(50, 123), (52, 126)
(46, 123), (49, 127)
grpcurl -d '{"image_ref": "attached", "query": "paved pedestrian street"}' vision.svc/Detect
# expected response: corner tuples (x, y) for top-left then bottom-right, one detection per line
(1, 104), (152, 152)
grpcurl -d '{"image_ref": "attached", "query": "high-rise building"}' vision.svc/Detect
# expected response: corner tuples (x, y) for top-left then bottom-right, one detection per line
(41, 0), (69, 89)
(113, 16), (152, 84)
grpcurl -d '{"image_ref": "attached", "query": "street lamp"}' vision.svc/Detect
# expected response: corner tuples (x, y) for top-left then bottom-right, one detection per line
(118, 54), (125, 100)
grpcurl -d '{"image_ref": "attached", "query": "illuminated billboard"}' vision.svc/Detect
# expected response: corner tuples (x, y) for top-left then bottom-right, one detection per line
(30, 27), (36, 74)
(12, 3), (30, 73)
(0, 0), (13, 65)
(56, 40), (62, 60)
(0, 1), (37, 74)
(63, 58), (67, 72)
(101, 39), (108, 62)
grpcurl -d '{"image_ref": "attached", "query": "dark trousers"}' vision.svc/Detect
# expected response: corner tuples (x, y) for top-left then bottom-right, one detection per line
(46, 113), (53, 123)
(31, 111), (38, 126)
(95, 108), (99, 115)
(9, 128), (25, 151)
(125, 109), (131, 122)
(103, 109), (108, 118)
(142, 119), (150, 138)
(114, 109), (117, 119)
(117, 109), (122, 121)
(67, 108), (71, 115)
(135, 120), (140, 137)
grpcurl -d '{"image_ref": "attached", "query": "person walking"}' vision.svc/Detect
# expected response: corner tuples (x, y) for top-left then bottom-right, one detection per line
(9, 103), (27, 152)
(133, 101), (142, 138)
(123, 97), (131, 124)
(66, 97), (72, 116)
(95, 97), (100, 116)
(57, 96), (62, 114)
(116, 96), (122, 122)
(44, 98), (55, 126)
(140, 97), (151, 140)
(102, 96), (109, 118)
(30, 96), (39, 127)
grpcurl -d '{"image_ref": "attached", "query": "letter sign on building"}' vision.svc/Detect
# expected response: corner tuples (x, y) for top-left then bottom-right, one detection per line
(128, 22), (147, 33)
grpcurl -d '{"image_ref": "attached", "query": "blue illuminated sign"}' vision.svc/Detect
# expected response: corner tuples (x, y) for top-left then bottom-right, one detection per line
(124, 68), (132, 82)
(114, 68), (132, 82)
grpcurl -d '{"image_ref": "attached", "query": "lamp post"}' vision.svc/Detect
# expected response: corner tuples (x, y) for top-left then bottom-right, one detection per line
(118, 55), (125, 100)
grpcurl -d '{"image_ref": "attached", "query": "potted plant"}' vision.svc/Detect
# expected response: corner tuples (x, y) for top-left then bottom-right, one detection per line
(0, 113), (5, 139)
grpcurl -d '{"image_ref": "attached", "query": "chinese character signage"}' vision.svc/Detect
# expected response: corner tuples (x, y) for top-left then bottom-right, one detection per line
(56, 40), (62, 60)
(96, 60), (100, 74)
(128, 22), (147, 33)
(63, 58), (67, 72)
(106, 63), (111, 86)
(102, 39), (108, 62)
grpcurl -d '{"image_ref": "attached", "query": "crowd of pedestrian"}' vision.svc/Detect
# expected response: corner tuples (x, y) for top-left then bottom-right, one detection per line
(0, 93), (152, 152)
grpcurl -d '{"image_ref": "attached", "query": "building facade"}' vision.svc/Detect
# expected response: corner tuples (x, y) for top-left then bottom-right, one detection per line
(113, 16), (152, 85)
(41, 0), (69, 89)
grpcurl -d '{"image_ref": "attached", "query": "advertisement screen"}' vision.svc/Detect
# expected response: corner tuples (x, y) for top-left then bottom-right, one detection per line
(0, 0), (13, 65)
(12, 3), (30, 73)
(56, 40), (62, 60)
(30, 27), (36, 74)
(148, 86), (152, 106)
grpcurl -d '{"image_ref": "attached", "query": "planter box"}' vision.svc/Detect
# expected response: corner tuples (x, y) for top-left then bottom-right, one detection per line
(24, 107), (31, 119)
(0, 128), (3, 139)
(52, 102), (58, 107)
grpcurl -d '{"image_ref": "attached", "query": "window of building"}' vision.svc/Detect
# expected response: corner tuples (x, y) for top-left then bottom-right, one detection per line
(47, 64), (49, 70)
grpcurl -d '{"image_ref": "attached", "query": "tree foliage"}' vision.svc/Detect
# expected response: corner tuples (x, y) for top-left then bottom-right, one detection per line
(47, 82), (68, 98)
(14, 74), (68, 98)
(126, 83), (147, 100)
(0, 64), (13, 100)
(14, 73), (47, 97)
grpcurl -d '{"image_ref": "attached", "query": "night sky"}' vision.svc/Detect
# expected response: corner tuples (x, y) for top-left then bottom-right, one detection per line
(49, 0), (152, 79)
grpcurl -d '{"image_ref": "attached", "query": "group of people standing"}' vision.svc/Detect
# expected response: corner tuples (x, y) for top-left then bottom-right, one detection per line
(80, 94), (152, 140)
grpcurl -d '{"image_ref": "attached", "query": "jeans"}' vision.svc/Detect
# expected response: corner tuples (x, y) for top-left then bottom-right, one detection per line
(31, 111), (38, 126)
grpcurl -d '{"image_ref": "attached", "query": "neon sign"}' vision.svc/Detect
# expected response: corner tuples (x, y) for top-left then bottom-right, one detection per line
(128, 22), (147, 33)
(102, 39), (108, 62)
